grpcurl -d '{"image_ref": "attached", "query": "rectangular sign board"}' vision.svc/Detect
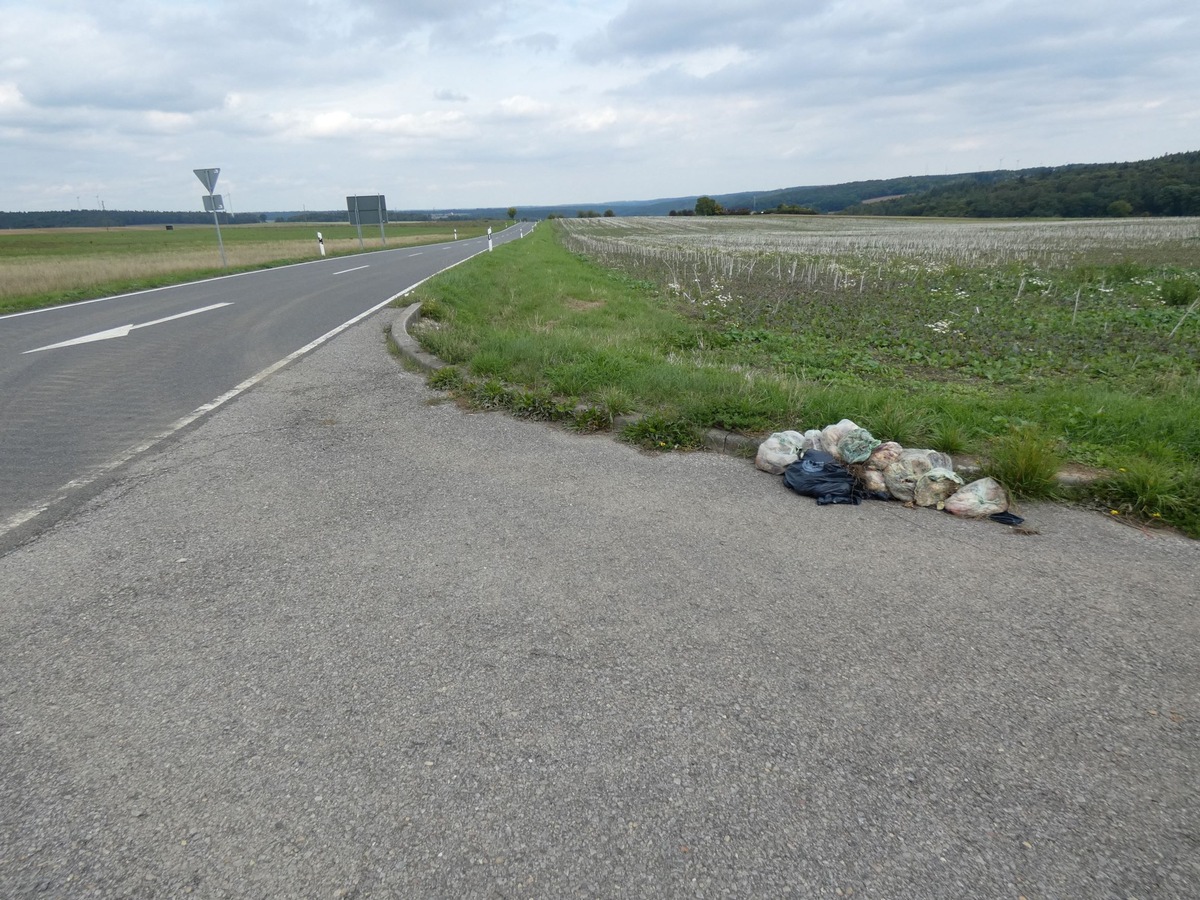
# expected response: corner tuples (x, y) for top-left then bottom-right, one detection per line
(203, 194), (225, 212)
(347, 194), (387, 227)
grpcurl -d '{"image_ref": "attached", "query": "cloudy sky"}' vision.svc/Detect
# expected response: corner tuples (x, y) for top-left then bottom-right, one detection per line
(1, 0), (1196, 213)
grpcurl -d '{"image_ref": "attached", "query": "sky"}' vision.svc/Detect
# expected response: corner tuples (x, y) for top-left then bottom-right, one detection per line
(1, 0), (1196, 213)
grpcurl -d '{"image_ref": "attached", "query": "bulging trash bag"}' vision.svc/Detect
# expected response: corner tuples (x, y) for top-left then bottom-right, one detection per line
(837, 428), (882, 465)
(884, 448), (952, 502)
(821, 419), (859, 461)
(859, 467), (889, 498)
(801, 429), (825, 452)
(928, 449), (955, 471)
(913, 467), (965, 508)
(866, 441), (904, 471)
(784, 450), (865, 505)
(755, 431), (807, 475)
(944, 477), (1010, 518)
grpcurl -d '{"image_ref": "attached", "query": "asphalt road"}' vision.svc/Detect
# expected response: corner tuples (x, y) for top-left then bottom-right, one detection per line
(0, 301), (1196, 899)
(0, 226), (526, 539)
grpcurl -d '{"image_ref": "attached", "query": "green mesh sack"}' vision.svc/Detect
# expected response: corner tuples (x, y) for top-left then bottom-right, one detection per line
(837, 428), (882, 465)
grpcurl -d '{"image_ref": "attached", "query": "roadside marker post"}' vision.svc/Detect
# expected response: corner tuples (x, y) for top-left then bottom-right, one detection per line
(487, 226), (493, 252)
(317, 232), (326, 256)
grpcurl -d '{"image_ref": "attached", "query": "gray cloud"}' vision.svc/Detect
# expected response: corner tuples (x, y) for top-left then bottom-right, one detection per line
(514, 32), (560, 53)
(0, 0), (1195, 211)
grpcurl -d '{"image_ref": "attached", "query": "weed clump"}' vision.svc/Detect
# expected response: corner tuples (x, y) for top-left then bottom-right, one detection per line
(1161, 277), (1198, 308)
(621, 414), (702, 451)
(419, 297), (450, 321)
(986, 426), (1063, 499)
(1096, 459), (1198, 523)
(509, 389), (572, 422)
(573, 407), (613, 432)
(428, 366), (466, 391)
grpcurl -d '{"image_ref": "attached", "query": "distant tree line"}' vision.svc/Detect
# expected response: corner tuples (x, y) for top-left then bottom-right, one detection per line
(0, 209), (267, 229)
(668, 198), (818, 217)
(544, 210), (615, 218)
(0, 208), (459, 229)
(844, 150), (1200, 218)
(280, 210), (439, 223)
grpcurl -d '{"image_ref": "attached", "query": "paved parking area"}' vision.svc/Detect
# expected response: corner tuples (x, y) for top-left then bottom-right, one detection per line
(2, 309), (1196, 898)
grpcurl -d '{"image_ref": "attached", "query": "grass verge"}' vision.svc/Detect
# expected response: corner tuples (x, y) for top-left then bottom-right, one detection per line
(404, 223), (1200, 537)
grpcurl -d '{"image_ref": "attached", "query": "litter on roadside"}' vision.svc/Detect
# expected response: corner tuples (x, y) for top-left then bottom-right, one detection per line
(757, 420), (1024, 526)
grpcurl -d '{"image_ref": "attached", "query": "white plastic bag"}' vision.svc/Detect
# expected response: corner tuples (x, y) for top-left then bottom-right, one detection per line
(866, 441), (904, 471)
(755, 431), (806, 475)
(821, 419), (860, 462)
(913, 467), (965, 508)
(884, 449), (953, 501)
(859, 467), (889, 497)
(801, 429), (825, 452)
(944, 477), (1010, 517)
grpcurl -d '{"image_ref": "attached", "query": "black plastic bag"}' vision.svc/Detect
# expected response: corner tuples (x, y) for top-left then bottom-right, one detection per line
(784, 450), (866, 506)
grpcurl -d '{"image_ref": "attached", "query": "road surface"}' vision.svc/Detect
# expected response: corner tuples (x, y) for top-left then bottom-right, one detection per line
(0, 226), (527, 543)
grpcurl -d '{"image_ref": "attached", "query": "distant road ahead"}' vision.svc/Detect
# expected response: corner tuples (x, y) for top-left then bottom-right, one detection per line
(0, 226), (528, 544)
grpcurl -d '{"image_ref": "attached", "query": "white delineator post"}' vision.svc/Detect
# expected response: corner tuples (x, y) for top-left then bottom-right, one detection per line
(487, 226), (493, 252)
(317, 232), (326, 256)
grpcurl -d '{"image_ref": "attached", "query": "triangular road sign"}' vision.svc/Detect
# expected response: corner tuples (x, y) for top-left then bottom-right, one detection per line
(194, 167), (220, 193)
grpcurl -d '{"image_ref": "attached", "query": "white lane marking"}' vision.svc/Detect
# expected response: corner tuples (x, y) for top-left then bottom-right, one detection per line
(23, 303), (233, 354)
(407, 252), (424, 257)
(333, 265), (370, 275)
(1, 245), (493, 542)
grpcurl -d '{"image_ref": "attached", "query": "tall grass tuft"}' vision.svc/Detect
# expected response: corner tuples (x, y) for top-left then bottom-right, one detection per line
(987, 426), (1063, 499)
(865, 400), (931, 446)
(930, 420), (971, 455)
(1098, 459), (1196, 522)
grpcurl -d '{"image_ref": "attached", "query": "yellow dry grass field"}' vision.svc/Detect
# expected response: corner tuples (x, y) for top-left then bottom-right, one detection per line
(0, 222), (490, 311)
(0, 240), (354, 301)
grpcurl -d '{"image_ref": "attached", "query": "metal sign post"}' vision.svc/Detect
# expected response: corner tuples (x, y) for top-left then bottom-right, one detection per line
(352, 196), (364, 250)
(194, 167), (227, 267)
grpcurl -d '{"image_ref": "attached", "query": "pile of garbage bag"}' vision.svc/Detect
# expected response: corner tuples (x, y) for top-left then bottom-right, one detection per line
(756, 418), (1018, 521)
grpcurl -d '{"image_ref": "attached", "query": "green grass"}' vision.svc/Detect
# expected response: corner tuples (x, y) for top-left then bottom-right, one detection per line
(985, 426), (1064, 500)
(408, 222), (1200, 537)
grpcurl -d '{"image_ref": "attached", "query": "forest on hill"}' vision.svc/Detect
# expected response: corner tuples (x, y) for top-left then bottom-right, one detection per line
(841, 150), (1200, 218)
